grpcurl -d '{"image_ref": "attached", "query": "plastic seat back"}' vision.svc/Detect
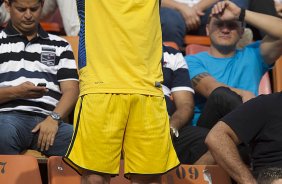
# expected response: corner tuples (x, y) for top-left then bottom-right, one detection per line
(61, 36), (79, 68)
(185, 44), (209, 55)
(48, 156), (80, 184)
(163, 164), (232, 184)
(0, 155), (42, 184)
(272, 56), (282, 92)
(259, 72), (272, 95)
(163, 41), (180, 50)
(48, 156), (130, 184)
(184, 35), (211, 46)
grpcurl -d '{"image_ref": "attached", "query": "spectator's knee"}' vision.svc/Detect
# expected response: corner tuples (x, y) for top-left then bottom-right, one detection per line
(0, 125), (19, 154)
(209, 86), (243, 108)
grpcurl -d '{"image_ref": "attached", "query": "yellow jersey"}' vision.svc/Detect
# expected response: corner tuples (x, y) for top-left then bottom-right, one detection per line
(77, 0), (164, 96)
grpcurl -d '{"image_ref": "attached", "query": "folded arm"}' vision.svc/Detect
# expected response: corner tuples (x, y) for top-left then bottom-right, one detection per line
(192, 73), (255, 102)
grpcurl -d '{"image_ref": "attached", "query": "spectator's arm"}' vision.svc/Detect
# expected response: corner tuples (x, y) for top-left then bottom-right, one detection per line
(196, 0), (219, 13)
(244, 10), (282, 65)
(32, 80), (79, 151)
(161, 0), (206, 30)
(0, 3), (10, 25)
(170, 91), (194, 130)
(192, 73), (255, 102)
(50, 80), (79, 120)
(205, 121), (257, 184)
(0, 82), (48, 104)
(56, 0), (80, 36)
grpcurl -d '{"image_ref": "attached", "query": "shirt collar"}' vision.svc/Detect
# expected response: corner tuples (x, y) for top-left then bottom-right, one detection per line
(3, 21), (49, 39)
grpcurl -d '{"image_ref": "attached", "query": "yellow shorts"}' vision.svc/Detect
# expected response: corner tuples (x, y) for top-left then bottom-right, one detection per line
(64, 93), (179, 175)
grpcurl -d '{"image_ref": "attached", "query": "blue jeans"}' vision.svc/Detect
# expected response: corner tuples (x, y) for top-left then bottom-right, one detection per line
(0, 111), (73, 156)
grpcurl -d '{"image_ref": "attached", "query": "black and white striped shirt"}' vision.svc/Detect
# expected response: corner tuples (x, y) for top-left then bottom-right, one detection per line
(0, 22), (79, 116)
(162, 45), (194, 115)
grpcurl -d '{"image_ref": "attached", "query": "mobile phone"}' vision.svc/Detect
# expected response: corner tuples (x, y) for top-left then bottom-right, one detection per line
(37, 83), (46, 87)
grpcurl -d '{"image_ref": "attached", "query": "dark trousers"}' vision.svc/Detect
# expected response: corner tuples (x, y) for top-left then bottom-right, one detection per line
(197, 87), (251, 166)
(197, 86), (243, 129)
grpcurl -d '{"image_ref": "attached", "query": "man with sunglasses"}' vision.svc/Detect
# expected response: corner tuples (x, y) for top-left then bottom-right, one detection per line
(186, 1), (282, 129)
(204, 1), (282, 184)
(172, 0), (282, 166)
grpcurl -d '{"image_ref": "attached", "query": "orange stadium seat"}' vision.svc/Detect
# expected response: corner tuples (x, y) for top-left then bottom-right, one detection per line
(185, 44), (210, 55)
(48, 156), (130, 184)
(21, 149), (48, 164)
(40, 22), (61, 34)
(259, 72), (272, 95)
(184, 35), (211, 46)
(272, 56), (282, 92)
(0, 155), (42, 184)
(164, 41), (180, 50)
(162, 164), (232, 184)
(61, 36), (79, 67)
(47, 156), (80, 184)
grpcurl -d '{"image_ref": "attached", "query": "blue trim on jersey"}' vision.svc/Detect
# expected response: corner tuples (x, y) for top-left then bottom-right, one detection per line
(77, 0), (86, 69)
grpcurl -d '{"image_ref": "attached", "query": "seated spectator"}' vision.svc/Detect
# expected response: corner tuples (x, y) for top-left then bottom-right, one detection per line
(186, 1), (282, 129)
(206, 93), (282, 183)
(0, 0), (80, 36)
(204, 2), (282, 184)
(0, 0), (79, 156)
(160, 0), (249, 47)
(173, 0), (282, 166)
(162, 45), (194, 124)
(163, 45), (215, 165)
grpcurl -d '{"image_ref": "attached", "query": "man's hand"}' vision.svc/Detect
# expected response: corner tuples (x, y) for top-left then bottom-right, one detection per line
(15, 81), (48, 99)
(31, 117), (59, 152)
(178, 4), (205, 31)
(210, 1), (241, 21)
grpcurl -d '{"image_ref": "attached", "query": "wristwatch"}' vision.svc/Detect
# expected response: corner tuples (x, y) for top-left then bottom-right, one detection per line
(49, 112), (62, 123)
(170, 126), (179, 138)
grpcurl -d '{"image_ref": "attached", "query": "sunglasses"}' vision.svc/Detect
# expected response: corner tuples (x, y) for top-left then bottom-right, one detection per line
(213, 21), (242, 30)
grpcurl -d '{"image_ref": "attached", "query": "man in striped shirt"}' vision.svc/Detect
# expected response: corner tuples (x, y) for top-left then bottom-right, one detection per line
(0, 0), (79, 156)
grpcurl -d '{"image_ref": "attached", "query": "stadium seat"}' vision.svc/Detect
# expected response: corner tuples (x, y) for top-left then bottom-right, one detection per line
(48, 156), (130, 184)
(40, 22), (61, 34)
(258, 72), (272, 95)
(162, 164), (232, 184)
(22, 149), (48, 164)
(163, 41), (180, 50)
(184, 35), (211, 46)
(47, 156), (80, 184)
(0, 155), (42, 184)
(61, 36), (79, 67)
(272, 56), (282, 92)
(185, 44), (210, 55)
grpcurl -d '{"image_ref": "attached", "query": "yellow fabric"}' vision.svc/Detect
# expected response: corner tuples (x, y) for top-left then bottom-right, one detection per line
(79, 0), (164, 96)
(64, 94), (179, 174)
